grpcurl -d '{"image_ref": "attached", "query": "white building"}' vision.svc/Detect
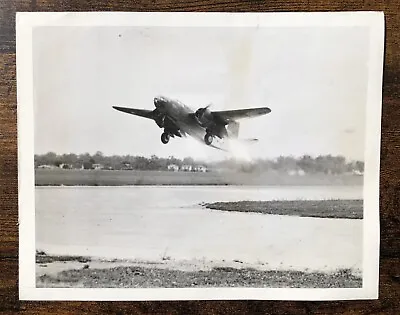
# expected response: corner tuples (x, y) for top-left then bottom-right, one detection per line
(288, 169), (305, 176)
(194, 165), (207, 172)
(167, 164), (179, 172)
(59, 163), (72, 169)
(37, 165), (55, 169)
(181, 164), (192, 172)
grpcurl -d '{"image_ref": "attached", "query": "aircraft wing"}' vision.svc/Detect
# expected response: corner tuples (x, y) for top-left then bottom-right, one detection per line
(113, 106), (154, 120)
(212, 107), (271, 123)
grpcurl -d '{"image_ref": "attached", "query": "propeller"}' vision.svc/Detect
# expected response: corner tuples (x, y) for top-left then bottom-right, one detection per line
(195, 104), (212, 120)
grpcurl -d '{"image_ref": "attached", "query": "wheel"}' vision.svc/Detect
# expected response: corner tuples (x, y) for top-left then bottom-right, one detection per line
(161, 132), (170, 144)
(204, 133), (213, 145)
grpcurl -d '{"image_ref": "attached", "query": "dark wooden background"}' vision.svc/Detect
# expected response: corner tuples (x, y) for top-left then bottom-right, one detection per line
(1, 1), (399, 314)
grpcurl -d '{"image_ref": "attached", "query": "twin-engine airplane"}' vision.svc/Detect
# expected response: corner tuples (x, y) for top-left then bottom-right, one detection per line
(113, 96), (271, 149)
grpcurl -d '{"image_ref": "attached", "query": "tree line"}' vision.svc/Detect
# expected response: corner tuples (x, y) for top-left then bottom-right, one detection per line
(34, 151), (364, 175)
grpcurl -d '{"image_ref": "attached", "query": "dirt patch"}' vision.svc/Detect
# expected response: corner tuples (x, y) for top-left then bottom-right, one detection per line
(35, 252), (362, 288)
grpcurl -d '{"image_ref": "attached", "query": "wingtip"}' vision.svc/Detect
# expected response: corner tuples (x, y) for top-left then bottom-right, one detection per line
(112, 106), (124, 112)
(113, 106), (128, 113)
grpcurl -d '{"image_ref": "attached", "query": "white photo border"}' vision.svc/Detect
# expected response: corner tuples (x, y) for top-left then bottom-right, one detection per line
(17, 11), (384, 301)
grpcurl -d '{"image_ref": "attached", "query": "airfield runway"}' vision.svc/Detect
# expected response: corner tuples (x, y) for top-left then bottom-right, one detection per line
(36, 185), (363, 273)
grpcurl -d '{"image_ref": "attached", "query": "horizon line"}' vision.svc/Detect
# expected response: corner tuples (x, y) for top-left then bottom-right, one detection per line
(34, 151), (365, 162)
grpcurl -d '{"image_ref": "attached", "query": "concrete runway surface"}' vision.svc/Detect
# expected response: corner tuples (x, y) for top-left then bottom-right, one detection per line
(36, 185), (362, 272)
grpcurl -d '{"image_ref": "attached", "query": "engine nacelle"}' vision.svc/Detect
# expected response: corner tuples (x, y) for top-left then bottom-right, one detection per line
(152, 108), (166, 128)
(195, 106), (214, 128)
(154, 115), (165, 128)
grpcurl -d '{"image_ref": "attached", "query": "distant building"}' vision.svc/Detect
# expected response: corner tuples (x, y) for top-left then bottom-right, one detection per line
(288, 169), (305, 176)
(194, 165), (207, 172)
(167, 164), (179, 172)
(59, 163), (72, 169)
(180, 164), (192, 172)
(352, 170), (364, 176)
(121, 162), (133, 170)
(92, 163), (104, 170)
(37, 165), (55, 169)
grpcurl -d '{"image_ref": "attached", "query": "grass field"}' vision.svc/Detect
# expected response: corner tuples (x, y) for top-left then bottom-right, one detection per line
(36, 265), (362, 288)
(203, 199), (363, 219)
(35, 169), (364, 186)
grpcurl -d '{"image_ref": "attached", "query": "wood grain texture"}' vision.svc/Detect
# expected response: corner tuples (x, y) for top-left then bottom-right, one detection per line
(1, 1), (399, 313)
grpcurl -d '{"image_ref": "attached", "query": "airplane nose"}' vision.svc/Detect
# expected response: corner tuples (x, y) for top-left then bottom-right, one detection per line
(154, 97), (166, 114)
(154, 97), (166, 111)
(154, 97), (161, 107)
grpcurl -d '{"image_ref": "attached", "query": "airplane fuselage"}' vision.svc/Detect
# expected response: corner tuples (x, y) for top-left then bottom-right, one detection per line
(153, 96), (208, 141)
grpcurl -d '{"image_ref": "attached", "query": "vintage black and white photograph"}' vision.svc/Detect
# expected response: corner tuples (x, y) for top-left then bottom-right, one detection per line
(17, 12), (383, 300)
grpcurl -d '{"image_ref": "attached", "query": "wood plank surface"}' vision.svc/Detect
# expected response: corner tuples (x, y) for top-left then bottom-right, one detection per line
(1, 1), (399, 313)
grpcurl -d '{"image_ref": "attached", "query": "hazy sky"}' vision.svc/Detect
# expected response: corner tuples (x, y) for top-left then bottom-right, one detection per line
(33, 25), (369, 161)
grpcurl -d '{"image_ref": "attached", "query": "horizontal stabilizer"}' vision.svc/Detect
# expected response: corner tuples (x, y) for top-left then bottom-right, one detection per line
(228, 138), (259, 145)
(209, 144), (228, 152)
(240, 138), (259, 142)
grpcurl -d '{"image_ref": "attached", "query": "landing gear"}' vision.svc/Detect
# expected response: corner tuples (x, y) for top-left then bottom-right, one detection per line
(161, 132), (170, 144)
(204, 133), (214, 145)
